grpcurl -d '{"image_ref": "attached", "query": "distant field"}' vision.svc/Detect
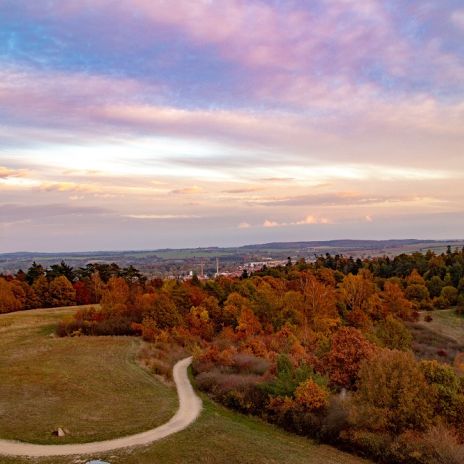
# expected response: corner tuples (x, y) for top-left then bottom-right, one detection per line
(0, 307), (177, 445)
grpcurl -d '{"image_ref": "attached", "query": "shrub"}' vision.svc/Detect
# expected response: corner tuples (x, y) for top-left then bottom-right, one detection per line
(374, 316), (412, 350)
(353, 350), (433, 434)
(294, 379), (329, 412)
(231, 353), (270, 375)
(419, 425), (464, 464)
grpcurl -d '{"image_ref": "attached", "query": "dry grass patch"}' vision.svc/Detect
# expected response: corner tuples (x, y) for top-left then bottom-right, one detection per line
(0, 307), (177, 445)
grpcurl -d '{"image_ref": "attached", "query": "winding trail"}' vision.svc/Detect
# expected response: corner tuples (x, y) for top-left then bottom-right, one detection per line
(0, 357), (202, 457)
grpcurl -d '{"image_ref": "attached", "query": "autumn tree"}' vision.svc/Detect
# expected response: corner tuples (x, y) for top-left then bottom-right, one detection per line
(15, 280), (39, 309)
(353, 349), (433, 433)
(235, 306), (262, 339)
(405, 269), (430, 305)
(340, 270), (380, 329)
(32, 275), (50, 307)
(300, 273), (339, 335)
(222, 292), (250, 328)
(382, 281), (413, 320)
(49, 276), (76, 307)
(420, 360), (464, 426)
(324, 327), (376, 389)
(340, 271), (376, 313)
(187, 304), (214, 339)
(294, 378), (329, 412)
(73, 280), (92, 305)
(374, 315), (412, 351)
(0, 278), (22, 313)
(100, 276), (129, 311)
(89, 271), (104, 303)
(140, 292), (182, 329)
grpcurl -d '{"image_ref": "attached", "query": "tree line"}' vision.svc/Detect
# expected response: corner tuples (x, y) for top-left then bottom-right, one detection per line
(0, 261), (144, 313)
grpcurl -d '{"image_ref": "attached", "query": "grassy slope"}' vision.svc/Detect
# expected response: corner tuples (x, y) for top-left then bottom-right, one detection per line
(416, 309), (464, 344)
(0, 307), (177, 444)
(0, 307), (371, 464)
(409, 309), (464, 363)
(2, 398), (371, 464)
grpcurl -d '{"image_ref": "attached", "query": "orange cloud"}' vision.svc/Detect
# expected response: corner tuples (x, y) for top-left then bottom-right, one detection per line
(171, 185), (204, 195)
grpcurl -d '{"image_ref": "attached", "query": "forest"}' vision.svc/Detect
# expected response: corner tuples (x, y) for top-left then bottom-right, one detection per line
(1, 248), (464, 464)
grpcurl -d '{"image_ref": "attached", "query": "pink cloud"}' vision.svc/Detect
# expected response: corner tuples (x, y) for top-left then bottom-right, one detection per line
(1, 64), (463, 172)
(451, 9), (464, 30)
(171, 185), (204, 195)
(263, 219), (280, 228)
(0, 167), (26, 178)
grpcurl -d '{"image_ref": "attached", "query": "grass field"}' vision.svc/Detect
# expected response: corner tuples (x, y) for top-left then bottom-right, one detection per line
(0, 307), (177, 445)
(409, 309), (464, 363)
(1, 395), (371, 464)
(417, 309), (464, 344)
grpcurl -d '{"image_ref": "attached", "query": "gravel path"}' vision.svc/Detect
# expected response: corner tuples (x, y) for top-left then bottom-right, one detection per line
(0, 357), (202, 457)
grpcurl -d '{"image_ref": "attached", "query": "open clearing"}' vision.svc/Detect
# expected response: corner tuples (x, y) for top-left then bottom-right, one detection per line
(409, 309), (464, 363)
(0, 307), (177, 445)
(416, 309), (464, 345)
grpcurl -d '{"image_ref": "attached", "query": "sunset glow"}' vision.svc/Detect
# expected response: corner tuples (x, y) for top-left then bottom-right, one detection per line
(1, 0), (463, 251)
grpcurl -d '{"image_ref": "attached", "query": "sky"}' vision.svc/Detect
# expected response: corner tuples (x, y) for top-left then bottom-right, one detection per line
(0, 0), (463, 252)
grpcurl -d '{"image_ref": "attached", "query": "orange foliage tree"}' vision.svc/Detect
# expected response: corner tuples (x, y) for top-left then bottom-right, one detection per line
(324, 327), (376, 389)
(100, 276), (129, 311)
(353, 349), (433, 433)
(382, 281), (414, 320)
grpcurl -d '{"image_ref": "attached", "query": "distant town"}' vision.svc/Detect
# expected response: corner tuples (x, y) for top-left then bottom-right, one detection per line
(2, 239), (463, 279)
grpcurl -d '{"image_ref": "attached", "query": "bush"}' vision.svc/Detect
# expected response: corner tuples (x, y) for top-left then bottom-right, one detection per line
(320, 394), (351, 441)
(340, 429), (392, 461)
(374, 316), (412, 351)
(353, 350), (433, 434)
(231, 353), (270, 375)
(391, 425), (464, 464)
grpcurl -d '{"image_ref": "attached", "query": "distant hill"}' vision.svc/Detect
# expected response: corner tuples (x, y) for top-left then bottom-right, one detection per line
(1, 239), (463, 275)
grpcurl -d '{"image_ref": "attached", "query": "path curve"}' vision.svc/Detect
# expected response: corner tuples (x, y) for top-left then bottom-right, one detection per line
(0, 357), (202, 457)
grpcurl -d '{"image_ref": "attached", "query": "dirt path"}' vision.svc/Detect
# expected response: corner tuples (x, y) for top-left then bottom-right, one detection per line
(0, 357), (202, 457)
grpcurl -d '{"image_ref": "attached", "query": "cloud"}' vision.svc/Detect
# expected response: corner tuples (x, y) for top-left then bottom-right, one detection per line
(0, 1), (463, 251)
(263, 219), (280, 228)
(0, 204), (111, 222)
(451, 9), (464, 30)
(39, 182), (98, 193)
(260, 177), (296, 183)
(0, 166), (25, 178)
(238, 222), (251, 229)
(124, 214), (200, 219)
(223, 187), (261, 194)
(170, 185), (204, 195)
(263, 215), (332, 228)
(249, 192), (419, 207)
(1, 63), (463, 175)
(295, 215), (331, 225)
